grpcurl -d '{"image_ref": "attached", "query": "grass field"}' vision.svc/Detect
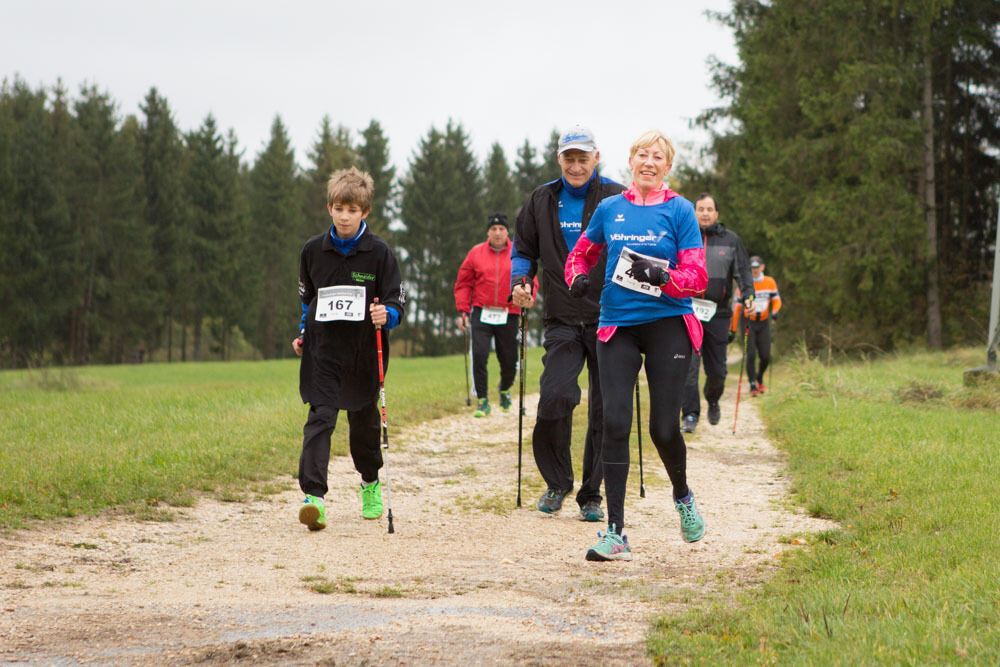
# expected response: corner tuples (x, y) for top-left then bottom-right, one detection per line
(648, 345), (1000, 664)
(0, 347), (544, 529)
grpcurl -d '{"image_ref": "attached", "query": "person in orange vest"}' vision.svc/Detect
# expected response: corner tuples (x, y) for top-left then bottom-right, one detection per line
(732, 255), (782, 396)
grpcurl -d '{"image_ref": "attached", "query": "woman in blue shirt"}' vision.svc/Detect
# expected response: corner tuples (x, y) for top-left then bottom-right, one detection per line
(565, 130), (708, 561)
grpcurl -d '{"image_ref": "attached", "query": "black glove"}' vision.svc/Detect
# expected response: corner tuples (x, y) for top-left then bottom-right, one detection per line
(630, 258), (669, 285)
(728, 330), (736, 344)
(569, 274), (590, 298)
(770, 311), (778, 322)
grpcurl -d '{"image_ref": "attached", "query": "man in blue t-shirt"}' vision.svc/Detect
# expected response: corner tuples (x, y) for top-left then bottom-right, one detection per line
(510, 124), (623, 521)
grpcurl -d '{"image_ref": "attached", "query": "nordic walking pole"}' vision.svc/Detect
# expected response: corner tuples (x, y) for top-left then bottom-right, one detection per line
(515, 278), (528, 508)
(373, 298), (395, 534)
(635, 378), (645, 498)
(732, 320), (750, 436)
(463, 323), (471, 406)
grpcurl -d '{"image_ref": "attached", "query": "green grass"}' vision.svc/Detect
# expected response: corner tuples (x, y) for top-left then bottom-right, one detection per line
(648, 346), (1000, 664)
(0, 348), (543, 529)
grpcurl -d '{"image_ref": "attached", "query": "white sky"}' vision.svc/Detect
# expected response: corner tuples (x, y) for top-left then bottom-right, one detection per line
(3, 0), (738, 177)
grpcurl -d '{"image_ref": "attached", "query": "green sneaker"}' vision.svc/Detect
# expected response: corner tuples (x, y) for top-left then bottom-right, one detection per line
(585, 524), (632, 561)
(298, 495), (326, 531)
(360, 480), (383, 519)
(675, 493), (706, 543)
(473, 398), (491, 418)
(499, 391), (512, 413)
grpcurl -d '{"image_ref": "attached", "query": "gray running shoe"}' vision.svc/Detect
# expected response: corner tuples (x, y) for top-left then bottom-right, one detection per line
(579, 501), (605, 522)
(536, 488), (569, 513)
(680, 414), (697, 433)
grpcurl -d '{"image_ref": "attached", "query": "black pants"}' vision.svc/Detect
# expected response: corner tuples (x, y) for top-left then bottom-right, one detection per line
(470, 307), (518, 399)
(745, 318), (771, 385)
(681, 314), (731, 418)
(532, 322), (604, 507)
(299, 401), (382, 498)
(598, 317), (691, 532)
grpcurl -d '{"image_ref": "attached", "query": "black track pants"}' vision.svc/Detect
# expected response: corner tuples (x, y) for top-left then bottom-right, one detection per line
(745, 319), (771, 385)
(470, 307), (518, 399)
(531, 323), (604, 507)
(598, 317), (691, 532)
(299, 401), (382, 497)
(681, 313), (730, 418)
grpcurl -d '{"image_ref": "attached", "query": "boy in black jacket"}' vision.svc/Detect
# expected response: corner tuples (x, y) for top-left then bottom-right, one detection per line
(292, 167), (405, 531)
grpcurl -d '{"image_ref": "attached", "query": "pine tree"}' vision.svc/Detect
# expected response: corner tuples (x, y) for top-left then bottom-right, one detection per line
(248, 115), (301, 359)
(482, 142), (519, 220)
(139, 87), (190, 361)
(0, 78), (75, 366)
(397, 120), (483, 355)
(185, 114), (245, 360)
(357, 119), (396, 238)
(514, 138), (543, 205)
(304, 116), (356, 237)
(541, 129), (561, 183)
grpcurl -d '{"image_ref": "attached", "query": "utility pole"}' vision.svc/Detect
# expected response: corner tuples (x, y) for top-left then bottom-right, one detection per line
(964, 189), (1000, 386)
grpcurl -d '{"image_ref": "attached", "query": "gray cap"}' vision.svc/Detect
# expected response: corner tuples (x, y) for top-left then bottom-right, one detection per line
(557, 124), (597, 154)
(749, 256), (763, 268)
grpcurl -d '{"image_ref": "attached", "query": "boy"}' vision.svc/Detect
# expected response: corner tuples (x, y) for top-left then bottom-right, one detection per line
(292, 167), (405, 531)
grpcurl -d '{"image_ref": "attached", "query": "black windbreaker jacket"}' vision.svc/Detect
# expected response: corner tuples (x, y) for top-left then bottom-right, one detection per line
(513, 175), (624, 326)
(701, 221), (754, 318)
(298, 228), (405, 410)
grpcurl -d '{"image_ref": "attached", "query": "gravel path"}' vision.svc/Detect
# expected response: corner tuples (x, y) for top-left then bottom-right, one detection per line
(0, 387), (830, 665)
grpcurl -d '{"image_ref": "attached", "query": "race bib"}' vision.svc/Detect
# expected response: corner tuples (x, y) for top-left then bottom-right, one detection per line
(691, 298), (717, 322)
(315, 285), (366, 322)
(754, 297), (769, 314)
(611, 247), (672, 298)
(480, 306), (508, 326)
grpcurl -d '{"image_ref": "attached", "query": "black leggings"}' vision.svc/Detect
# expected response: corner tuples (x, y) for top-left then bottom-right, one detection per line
(745, 318), (772, 385)
(597, 317), (692, 531)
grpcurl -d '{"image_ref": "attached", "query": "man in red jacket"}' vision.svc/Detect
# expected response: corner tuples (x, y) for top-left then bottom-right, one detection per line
(454, 213), (532, 417)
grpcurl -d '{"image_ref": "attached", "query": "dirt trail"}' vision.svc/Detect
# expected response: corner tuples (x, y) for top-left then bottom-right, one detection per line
(1, 389), (830, 665)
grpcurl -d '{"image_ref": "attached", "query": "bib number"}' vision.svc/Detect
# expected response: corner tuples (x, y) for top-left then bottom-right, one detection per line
(691, 298), (718, 322)
(315, 285), (366, 322)
(754, 297), (769, 314)
(611, 247), (671, 298)
(479, 307), (508, 326)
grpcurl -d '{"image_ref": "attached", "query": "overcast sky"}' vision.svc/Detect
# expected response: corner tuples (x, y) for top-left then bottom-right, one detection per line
(3, 0), (738, 178)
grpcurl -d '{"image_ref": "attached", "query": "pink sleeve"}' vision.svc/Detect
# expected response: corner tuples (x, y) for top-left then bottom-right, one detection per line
(565, 234), (606, 287)
(662, 246), (707, 298)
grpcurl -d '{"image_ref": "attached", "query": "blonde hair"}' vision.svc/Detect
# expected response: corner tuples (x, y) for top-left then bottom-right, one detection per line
(628, 130), (676, 165)
(327, 166), (374, 210)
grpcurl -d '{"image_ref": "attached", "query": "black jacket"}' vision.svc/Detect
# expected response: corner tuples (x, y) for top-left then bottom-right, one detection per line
(513, 176), (624, 326)
(701, 222), (754, 318)
(298, 228), (405, 410)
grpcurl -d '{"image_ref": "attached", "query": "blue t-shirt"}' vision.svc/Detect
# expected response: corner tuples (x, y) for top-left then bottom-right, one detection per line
(584, 194), (702, 327)
(558, 188), (585, 250)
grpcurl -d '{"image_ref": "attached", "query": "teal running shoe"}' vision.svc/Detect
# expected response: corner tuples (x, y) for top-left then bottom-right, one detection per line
(298, 495), (326, 531)
(585, 524), (632, 561)
(473, 398), (491, 418)
(675, 493), (706, 543)
(360, 479), (383, 519)
(499, 391), (512, 413)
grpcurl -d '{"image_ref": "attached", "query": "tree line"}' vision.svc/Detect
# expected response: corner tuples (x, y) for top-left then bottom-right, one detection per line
(2, 0), (998, 368)
(673, 0), (999, 352)
(0, 80), (563, 367)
